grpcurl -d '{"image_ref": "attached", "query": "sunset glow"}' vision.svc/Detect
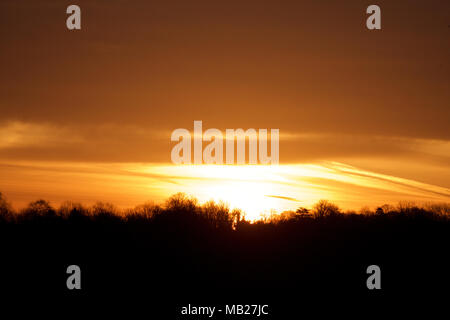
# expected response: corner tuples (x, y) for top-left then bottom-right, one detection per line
(1, 1), (450, 306)
(2, 161), (449, 221)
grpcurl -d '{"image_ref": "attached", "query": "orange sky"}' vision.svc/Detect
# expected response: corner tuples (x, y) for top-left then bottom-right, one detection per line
(0, 1), (449, 217)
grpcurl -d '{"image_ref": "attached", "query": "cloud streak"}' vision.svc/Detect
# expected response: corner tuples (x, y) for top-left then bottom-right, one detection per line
(1, 120), (449, 163)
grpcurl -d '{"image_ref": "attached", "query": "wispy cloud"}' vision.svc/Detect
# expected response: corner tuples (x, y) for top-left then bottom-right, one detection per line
(0, 121), (82, 149)
(2, 121), (449, 164)
(265, 195), (302, 202)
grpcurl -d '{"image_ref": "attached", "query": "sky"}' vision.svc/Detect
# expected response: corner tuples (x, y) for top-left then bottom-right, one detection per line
(0, 1), (449, 219)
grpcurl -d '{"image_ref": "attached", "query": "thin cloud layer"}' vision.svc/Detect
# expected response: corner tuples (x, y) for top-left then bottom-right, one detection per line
(1, 121), (449, 163)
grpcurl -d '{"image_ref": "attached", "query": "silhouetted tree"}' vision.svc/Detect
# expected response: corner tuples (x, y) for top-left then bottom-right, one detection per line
(126, 202), (162, 221)
(312, 200), (340, 218)
(90, 202), (122, 224)
(380, 204), (395, 214)
(425, 202), (450, 216)
(21, 199), (55, 218)
(58, 201), (86, 218)
(202, 200), (232, 229)
(0, 192), (13, 222)
(165, 193), (198, 213)
(359, 206), (373, 215)
(397, 201), (417, 214)
(295, 207), (312, 219)
(231, 208), (244, 229)
(296, 207), (310, 215)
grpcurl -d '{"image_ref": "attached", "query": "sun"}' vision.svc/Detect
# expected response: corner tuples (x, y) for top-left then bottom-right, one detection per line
(129, 161), (450, 222)
(148, 164), (300, 221)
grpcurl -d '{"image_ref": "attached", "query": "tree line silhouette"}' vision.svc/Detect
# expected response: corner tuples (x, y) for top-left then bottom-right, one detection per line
(0, 191), (449, 311)
(2, 192), (448, 226)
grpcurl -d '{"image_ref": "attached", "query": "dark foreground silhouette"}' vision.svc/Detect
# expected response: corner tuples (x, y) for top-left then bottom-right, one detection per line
(1, 192), (449, 315)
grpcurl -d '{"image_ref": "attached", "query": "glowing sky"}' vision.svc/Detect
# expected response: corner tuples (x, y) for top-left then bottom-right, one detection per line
(1, 161), (448, 220)
(0, 1), (449, 217)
